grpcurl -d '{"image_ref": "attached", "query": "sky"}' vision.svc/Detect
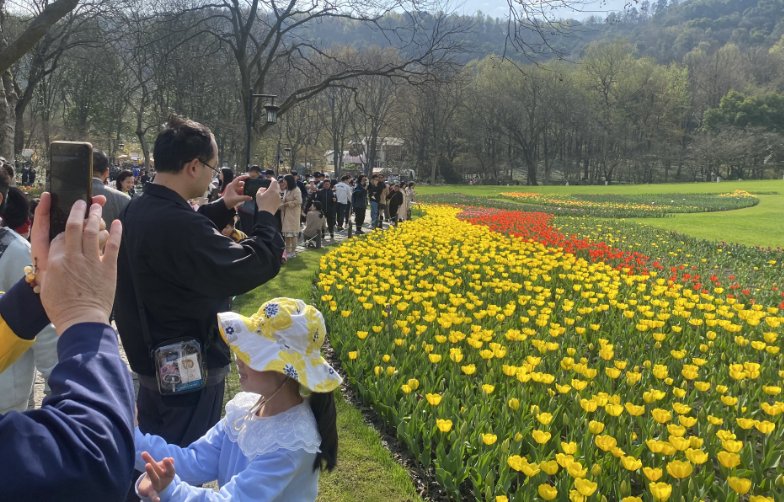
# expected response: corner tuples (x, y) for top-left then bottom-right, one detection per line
(454, 0), (633, 21)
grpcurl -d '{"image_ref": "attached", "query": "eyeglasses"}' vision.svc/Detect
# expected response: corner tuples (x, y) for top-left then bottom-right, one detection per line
(199, 159), (220, 176)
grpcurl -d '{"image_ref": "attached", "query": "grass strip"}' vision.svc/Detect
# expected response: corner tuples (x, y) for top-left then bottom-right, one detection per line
(227, 248), (422, 502)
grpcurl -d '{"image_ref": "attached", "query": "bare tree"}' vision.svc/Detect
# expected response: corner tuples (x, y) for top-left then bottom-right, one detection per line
(0, 0), (82, 155)
(155, 0), (466, 167)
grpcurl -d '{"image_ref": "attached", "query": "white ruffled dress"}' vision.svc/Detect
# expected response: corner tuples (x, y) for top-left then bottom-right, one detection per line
(134, 392), (321, 501)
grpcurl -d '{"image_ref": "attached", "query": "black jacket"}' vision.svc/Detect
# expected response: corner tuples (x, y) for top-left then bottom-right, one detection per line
(352, 184), (368, 209)
(309, 187), (337, 215)
(388, 190), (404, 216)
(115, 183), (284, 376)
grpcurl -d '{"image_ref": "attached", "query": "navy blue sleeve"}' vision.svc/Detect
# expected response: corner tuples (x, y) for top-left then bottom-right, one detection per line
(0, 323), (135, 501)
(0, 278), (50, 340)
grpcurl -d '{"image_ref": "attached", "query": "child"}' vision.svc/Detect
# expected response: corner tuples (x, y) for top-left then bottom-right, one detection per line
(134, 298), (342, 501)
(302, 201), (326, 248)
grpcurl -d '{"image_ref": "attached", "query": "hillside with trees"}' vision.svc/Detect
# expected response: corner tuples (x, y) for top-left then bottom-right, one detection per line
(2, 0), (783, 184)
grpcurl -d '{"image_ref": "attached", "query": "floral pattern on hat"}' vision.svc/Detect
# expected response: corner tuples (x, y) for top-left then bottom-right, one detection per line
(217, 298), (342, 393)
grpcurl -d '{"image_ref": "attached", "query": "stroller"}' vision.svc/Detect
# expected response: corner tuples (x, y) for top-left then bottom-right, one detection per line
(303, 231), (322, 248)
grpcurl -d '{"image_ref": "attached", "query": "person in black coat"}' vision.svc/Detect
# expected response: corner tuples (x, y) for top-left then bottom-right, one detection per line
(351, 175), (368, 234)
(307, 179), (337, 239)
(387, 183), (404, 224)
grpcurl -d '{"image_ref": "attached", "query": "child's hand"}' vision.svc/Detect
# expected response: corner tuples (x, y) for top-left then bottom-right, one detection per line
(138, 451), (175, 501)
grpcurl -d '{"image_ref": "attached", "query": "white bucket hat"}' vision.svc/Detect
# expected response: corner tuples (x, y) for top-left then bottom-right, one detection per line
(217, 298), (342, 393)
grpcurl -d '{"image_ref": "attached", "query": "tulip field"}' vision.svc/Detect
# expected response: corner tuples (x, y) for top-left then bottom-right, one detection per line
(316, 199), (783, 501)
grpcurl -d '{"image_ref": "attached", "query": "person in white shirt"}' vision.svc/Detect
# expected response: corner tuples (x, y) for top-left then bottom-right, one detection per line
(333, 175), (352, 231)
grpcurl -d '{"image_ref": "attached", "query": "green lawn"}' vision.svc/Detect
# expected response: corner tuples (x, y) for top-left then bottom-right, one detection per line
(228, 249), (422, 502)
(417, 180), (784, 248)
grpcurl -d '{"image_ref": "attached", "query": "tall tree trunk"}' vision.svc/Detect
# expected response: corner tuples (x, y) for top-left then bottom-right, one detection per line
(0, 70), (17, 158)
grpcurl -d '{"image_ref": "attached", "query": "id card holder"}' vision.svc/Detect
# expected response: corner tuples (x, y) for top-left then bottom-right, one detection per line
(152, 339), (207, 395)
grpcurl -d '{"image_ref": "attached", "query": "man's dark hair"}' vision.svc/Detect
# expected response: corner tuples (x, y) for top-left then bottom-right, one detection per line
(341, 175), (350, 181)
(93, 150), (110, 174)
(153, 115), (214, 173)
(371, 174), (379, 179)
(249, 165), (261, 173)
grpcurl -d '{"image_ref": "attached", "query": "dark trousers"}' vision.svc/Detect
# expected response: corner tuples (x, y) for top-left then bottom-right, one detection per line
(324, 212), (336, 236)
(354, 206), (366, 230)
(376, 204), (386, 227)
(336, 203), (350, 227)
(127, 380), (226, 500)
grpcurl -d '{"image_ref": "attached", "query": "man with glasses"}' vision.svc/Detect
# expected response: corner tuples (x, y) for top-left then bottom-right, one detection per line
(115, 116), (284, 469)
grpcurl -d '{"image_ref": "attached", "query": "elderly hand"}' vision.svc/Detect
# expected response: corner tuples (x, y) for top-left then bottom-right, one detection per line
(30, 193), (109, 289)
(33, 195), (122, 335)
(256, 178), (282, 215)
(222, 174), (252, 209)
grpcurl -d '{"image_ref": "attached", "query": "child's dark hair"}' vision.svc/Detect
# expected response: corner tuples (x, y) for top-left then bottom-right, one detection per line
(310, 392), (338, 471)
(311, 200), (324, 218)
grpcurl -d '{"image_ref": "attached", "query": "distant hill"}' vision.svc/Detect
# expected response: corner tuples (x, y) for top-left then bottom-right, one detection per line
(299, 0), (784, 65)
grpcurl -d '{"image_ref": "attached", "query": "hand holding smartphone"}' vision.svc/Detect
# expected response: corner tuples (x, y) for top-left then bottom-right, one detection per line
(48, 141), (93, 241)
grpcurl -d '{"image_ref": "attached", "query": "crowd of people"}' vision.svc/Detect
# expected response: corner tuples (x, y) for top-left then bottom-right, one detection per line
(209, 167), (416, 258)
(0, 116), (350, 501)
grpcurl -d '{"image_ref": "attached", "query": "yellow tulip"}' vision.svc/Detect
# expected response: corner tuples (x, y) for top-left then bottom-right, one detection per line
(561, 441), (578, 454)
(649, 482), (672, 501)
(461, 364), (476, 375)
(540, 460), (559, 475)
(537, 484), (558, 500)
(755, 420), (775, 434)
(651, 408), (672, 424)
(594, 435), (617, 452)
(347, 351), (358, 360)
(749, 496), (775, 502)
(684, 448), (708, 465)
(481, 433), (497, 445)
(536, 412), (553, 425)
(620, 455), (642, 471)
(574, 478), (598, 496)
(532, 429), (551, 444)
(588, 420), (605, 434)
(722, 439), (743, 453)
(665, 460), (693, 479)
(727, 476), (752, 495)
(435, 419), (452, 433)
(425, 393), (442, 406)
(717, 451), (741, 468)
(482, 383), (495, 394)
(643, 467), (663, 481)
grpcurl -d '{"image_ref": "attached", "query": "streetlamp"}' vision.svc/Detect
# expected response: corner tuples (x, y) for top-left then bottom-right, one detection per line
(244, 89), (279, 171)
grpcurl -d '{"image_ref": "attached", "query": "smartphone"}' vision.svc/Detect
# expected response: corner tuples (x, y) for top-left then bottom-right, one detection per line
(48, 141), (93, 240)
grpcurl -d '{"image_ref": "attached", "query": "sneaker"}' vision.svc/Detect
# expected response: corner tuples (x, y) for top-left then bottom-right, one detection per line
(356, 229), (364, 234)
(330, 233), (335, 240)
(336, 226), (343, 231)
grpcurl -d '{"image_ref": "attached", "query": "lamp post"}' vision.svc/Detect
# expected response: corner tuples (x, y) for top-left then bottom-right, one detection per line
(244, 89), (279, 171)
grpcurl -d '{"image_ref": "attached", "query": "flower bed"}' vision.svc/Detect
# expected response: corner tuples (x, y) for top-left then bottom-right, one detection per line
(317, 206), (782, 501)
